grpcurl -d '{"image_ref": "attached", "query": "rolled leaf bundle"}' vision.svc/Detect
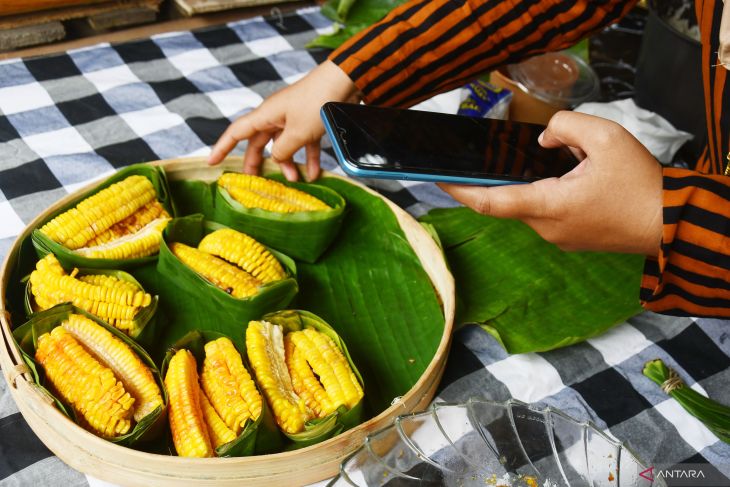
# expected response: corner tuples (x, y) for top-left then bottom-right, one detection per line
(32, 164), (174, 269)
(246, 310), (364, 448)
(26, 254), (157, 338)
(162, 330), (281, 457)
(170, 171), (345, 263)
(155, 215), (297, 348)
(12, 304), (167, 445)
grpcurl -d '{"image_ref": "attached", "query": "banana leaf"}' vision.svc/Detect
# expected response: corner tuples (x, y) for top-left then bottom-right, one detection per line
(309, 0), (408, 49)
(154, 215), (298, 350)
(12, 303), (168, 446)
(419, 207), (644, 354)
(161, 330), (282, 456)
(261, 309), (364, 448)
(31, 164), (174, 270)
(23, 267), (159, 347)
(169, 173), (345, 263)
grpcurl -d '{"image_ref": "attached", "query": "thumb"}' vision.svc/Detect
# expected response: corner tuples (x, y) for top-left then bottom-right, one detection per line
(539, 111), (617, 154)
(438, 181), (549, 219)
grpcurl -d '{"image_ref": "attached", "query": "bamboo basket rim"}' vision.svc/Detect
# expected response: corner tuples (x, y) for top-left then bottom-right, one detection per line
(0, 156), (455, 485)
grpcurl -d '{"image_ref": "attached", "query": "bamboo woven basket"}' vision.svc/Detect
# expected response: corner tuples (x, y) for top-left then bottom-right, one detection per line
(0, 156), (455, 486)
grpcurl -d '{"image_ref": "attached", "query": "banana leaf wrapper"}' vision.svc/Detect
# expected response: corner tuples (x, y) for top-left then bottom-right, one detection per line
(23, 267), (159, 348)
(260, 309), (364, 449)
(31, 164), (175, 270)
(155, 214), (298, 349)
(419, 207), (644, 353)
(169, 173), (345, 263)
(161, 330), (283, 456)
(12, 303), (168, 446)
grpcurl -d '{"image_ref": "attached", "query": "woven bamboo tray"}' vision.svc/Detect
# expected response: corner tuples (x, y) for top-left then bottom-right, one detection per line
(0, 156), (455, 486)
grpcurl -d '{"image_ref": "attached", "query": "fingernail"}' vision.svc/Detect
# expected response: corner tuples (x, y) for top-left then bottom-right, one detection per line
(538, 131), (545, 144)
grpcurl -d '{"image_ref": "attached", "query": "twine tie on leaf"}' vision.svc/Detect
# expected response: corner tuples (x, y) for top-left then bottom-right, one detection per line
(661, 367), (685, 394)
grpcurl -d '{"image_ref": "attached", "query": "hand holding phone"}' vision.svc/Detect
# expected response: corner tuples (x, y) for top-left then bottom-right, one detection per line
(320, 102), (579, 185)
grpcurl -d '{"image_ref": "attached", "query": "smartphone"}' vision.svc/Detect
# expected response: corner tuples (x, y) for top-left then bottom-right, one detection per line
(320, 102), (579, 185)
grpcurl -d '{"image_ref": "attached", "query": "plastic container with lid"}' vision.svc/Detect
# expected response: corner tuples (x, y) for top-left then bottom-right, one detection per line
(490, 51), (599, 125)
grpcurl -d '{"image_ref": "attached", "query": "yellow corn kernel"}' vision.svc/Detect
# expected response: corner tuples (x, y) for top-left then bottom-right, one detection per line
(165, 349), (214, 458)
(246, 321), (312, 434)
(36, 326), (134, 438)
(85, 201), (170, 247)
(170, 242), (261, 298)
(199, 389), (237, 449)
(78, 274), (151, 306)
(284, 334), (335, 417)
(62, 314), (162, 422)
(218, 173), (331, 213)
(75, 217), (169, 260)
(40, 175), (156, 249)
(198, 229), (285, 284)
(201, 337), (262, 435)
(288, 329), (363, 411)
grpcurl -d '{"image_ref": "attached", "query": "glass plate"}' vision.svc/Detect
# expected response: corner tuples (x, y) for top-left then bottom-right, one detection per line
(329, 398), (662, 487)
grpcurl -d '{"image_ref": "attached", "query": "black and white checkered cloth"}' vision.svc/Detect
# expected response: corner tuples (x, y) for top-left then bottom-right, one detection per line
(0, 7), (729, 486)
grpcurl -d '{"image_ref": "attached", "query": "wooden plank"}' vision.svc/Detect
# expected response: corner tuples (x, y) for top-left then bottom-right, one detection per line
(87, 6), (157, 30)
(0, 1), (108, 18)
(174, 0), (305, 16)
(0, 0), (161, 30)
(0, 0), (311, 60)
(0, 21), (65, 51)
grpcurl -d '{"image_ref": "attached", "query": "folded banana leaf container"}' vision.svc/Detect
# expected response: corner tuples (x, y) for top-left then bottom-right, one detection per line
(0, 157), (455, 486)
(11, 303), (167, 446)
(171, 171), (346, 263)
(30, 163), (175, 270)
(161, 329), (283, 457)
(154, 214), (298, 350)
(23, 267), (159, 347)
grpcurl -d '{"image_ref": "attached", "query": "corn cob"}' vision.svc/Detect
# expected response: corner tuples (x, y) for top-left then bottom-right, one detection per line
(198, 229), (285, 284)
(36, 326), (134, 438)
(85, 201), (170, 247)
(170, 242), (261, 298)
(200, 337), (262, 435)
(75, 217), (169, 260)
(40, 175), (156, 250)
(286, 329), (363, 416)
(165, 349), (214, 458)
(199, 389), (237, 449)
(29, 254), (152, 333)
(62, 314), (163, 422)
(246, 321), (312, 434)
(218, 173), (331, 213)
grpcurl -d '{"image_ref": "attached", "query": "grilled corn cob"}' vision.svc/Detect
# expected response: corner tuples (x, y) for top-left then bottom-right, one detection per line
(246, 320), (312, 434)
(40, 175), (157, 250)
(199, 389), (237, 448)
(286, 329), (363, 417)
(36, 326), (135, 438)
(165, 349), (214, 458)
(200, 337), (263, 435)
(29, 254), (152, 333)
(170, 242), (261, 298)
(75, 217), (169, 260)
(218, 173), (331, 213)
(198, 229), (285, 284)
(62, 314), (162, 422)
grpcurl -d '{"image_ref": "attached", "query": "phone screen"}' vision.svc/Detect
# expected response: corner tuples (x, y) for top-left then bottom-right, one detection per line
(322, 103), (578, 182)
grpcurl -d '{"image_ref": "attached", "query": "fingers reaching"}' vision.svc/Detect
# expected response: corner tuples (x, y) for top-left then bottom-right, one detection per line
(208, 114), (259, 165)
(305, 140), (321, 182)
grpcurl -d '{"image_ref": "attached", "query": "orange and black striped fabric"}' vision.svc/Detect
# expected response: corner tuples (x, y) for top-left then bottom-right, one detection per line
(329, 0), (730, 318)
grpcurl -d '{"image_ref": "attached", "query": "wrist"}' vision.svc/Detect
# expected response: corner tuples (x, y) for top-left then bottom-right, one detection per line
(319, 60), (361, 103)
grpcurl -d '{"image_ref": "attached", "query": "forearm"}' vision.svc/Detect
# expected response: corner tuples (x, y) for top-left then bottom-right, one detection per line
(641, 168), (730, 317)
(329, 0), (637, 107)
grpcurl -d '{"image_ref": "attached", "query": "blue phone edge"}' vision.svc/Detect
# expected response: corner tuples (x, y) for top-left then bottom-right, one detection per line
(319, 105), (527, 187)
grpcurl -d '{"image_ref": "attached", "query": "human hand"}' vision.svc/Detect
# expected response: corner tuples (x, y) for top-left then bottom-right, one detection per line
(439, 111), (663, 256)
(208, 60), (360, 181)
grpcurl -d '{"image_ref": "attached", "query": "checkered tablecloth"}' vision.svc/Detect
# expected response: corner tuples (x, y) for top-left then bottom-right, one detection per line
(1, 6), (729, 486)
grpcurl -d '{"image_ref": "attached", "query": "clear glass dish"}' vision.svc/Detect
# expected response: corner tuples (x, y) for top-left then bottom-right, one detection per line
(329, 398), (661, 486)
